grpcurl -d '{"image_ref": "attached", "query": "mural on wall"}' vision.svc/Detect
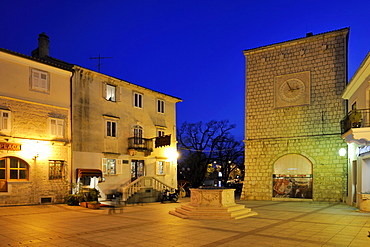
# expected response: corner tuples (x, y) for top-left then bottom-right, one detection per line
(273, 175), (312, 198)
(273, 154), (313, 199)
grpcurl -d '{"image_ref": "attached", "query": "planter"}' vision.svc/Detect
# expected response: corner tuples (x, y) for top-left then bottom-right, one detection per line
(87, 202), (100, 210)
(80, 202), (88, 208)
(358, 193), (370, 212)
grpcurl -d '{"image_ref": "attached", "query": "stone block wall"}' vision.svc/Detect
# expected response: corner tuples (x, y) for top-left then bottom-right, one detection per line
(0, 97), (71, 205)
(242, 28), (349, 201)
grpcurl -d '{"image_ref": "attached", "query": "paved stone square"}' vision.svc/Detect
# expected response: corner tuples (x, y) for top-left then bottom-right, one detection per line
(0, 198), (370, 246)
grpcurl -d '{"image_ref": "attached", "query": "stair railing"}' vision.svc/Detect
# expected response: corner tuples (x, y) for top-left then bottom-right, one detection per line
(121, 176), (174, 202)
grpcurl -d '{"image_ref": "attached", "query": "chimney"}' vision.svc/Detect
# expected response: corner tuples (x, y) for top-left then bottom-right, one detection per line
(306, 32), (313, 37)
(32, 32), (50, 58)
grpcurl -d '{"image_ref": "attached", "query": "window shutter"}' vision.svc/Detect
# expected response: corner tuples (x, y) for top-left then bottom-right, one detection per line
(116, 159), (123, 174)
(116, 86), (121, 102)
(57, 119), (64, 137)
(166, 162), (171, 174)
(32, 71), (40, 89)
(40, 73), (48, 91)
(102, 158), (108, 174)
(102, 82), (107, 99)
(50, 119), (57, 135)
(1, 111), (11, 131)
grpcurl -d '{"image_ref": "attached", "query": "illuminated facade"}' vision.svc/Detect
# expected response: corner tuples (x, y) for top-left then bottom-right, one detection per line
(0, 33), (181, 205)
(0, 43), (73, 205)
(241, 28), (349, 202)
(72, 66), (182, 201)
(341, 52), (370, 210)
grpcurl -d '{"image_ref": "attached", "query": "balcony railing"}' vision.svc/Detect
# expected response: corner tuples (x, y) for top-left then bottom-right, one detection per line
(128, 137), (153, 153)
(340, 109), (370, 135)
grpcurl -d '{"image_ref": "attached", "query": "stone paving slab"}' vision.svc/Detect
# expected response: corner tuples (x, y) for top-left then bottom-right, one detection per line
(0, 199), (370, 246)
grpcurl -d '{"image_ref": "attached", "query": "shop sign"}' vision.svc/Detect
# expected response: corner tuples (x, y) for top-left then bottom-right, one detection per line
(357, 146), (370, 156)
(0, 142), (21, 151)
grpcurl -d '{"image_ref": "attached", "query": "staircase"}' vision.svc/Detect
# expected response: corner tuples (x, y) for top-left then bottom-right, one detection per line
(121, 176), (174, 204)
(169, 203), (258, 220)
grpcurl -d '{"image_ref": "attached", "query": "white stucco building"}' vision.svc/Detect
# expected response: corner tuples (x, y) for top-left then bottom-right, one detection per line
(0, 33), (182, 205)
(72, 66), (182, 202)
(0, 33), (73, 205)
(341, 52), (370, 210)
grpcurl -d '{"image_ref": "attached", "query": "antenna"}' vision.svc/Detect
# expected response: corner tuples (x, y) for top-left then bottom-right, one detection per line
(89, 55), (113, 72)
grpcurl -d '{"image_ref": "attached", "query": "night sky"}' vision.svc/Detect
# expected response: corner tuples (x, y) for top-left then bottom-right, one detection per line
(1, 0), (369, 140)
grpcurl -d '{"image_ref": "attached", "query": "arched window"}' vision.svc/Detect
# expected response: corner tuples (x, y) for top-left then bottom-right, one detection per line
(273, 154), (312, 199)
(133, 125), (143, 144)
(0, 157), (29, 192)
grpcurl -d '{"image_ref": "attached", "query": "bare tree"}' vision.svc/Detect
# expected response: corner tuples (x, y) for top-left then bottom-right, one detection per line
(213, 136), (244, 185)
(177, 120), (242, 188)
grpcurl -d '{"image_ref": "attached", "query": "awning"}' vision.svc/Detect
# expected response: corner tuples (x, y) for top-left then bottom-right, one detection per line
(77, 169), (102, 178)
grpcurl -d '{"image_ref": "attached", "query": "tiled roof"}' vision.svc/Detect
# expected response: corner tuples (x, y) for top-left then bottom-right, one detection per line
(0, 47), (73, 71)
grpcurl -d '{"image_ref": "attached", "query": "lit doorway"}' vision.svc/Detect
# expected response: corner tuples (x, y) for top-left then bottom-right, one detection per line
(131, 160), (144, 181)
(352, 160), (357, 203)
(273, 154), (313, 199)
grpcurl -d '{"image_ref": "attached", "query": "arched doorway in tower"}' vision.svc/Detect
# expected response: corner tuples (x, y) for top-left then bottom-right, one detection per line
(273, 154), (312, 199)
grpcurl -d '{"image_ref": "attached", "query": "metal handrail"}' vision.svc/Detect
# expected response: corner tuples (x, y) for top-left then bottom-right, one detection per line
(128, 137), (153, 151)
(121, 176), (174, 202)
(341, 109), (370, 134)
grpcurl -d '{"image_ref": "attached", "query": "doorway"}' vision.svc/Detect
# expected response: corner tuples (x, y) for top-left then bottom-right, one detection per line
(273, 154), (313, 199)
(131, 160), (144, 181)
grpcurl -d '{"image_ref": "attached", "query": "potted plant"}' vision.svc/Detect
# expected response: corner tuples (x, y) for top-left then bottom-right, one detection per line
(64, 194), (83, 206)
(350, 110), (362, 127)
(86, 188), (101, 209)
(87, 201), (101, 209)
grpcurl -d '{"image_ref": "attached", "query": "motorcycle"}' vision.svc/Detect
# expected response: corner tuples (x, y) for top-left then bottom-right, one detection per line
(160, 189), (178, 203)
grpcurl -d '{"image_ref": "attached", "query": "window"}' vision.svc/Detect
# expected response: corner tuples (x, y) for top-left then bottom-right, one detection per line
(157, 99), (165, 113)
(0, 157), (29, 182)
(0, 110), (11, 132)
(30, 68), (49, 93)
(102, 158), (122, 175)
(49, 160), (65, 180)
(157, 129), (165, 137)
(106, 84), (116, 102)
(103, 83), (120, 102)
(134, 92), (143, 108)
(133, 125), (143, 144)
(157, 161), (165, 175)
(106, 120), (117, 137)
(49, 118), (64, 138)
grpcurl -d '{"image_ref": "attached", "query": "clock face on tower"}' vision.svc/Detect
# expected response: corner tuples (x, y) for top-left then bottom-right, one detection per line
(279, 78), (305, 102)
(275, 71), (310, 108)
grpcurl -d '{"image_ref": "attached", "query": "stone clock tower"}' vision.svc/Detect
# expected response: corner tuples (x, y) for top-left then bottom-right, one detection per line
(241, 28), (349, 202)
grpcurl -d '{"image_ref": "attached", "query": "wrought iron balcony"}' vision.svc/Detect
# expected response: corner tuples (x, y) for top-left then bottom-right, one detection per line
(340, 109), (370, 135)
(128, 137), (153, 153)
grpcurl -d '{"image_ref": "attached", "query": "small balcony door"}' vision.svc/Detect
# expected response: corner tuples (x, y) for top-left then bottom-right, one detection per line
(131, 160), (144, 181)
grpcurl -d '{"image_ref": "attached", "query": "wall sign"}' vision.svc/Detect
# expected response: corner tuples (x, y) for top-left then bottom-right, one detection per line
(0, 142), (21, 151)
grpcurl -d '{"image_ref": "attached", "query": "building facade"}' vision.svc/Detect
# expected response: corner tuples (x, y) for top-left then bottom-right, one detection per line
(72, 66), (182, 201)
(241, 28), (349, 202)
(0, 32), (181, 205)
(0, 44), (72, 205)
(341, 52), (370, 210)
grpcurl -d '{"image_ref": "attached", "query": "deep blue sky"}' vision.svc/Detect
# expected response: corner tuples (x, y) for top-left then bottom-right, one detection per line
(1, 0), (369, 140)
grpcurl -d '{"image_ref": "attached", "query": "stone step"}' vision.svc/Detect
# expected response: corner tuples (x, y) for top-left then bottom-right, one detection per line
(234, 211), (259, 220)
(170, 204), (258, 220)
(169, 210), (188, 219)
(230, 208), (254, 217)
